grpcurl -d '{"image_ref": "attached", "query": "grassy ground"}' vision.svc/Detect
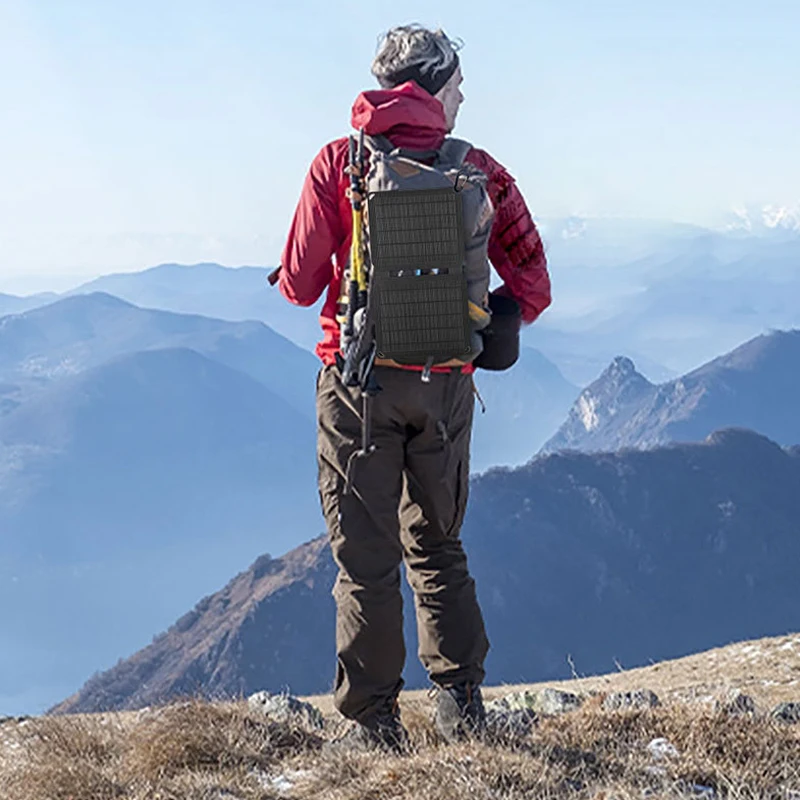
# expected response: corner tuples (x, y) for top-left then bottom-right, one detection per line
(2, 633), (800, 799)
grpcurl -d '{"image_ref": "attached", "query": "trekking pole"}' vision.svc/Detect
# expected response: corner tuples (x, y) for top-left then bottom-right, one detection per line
(344, 133), (364, 351)
(355, 128), (369, 311)
(341, 131), (366, 385)
(352, 129), (379, 457)
(359, 343), (378, 456)
(341, 128), (380, 458)
(340, 132), (379, 492)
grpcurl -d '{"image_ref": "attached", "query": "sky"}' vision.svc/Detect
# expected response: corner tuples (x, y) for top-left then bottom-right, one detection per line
(0, 0), (798, 288)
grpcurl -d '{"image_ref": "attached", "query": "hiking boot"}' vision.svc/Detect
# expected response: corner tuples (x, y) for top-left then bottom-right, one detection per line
(323, 701), (409, 755)
(434, 682), (487, 743)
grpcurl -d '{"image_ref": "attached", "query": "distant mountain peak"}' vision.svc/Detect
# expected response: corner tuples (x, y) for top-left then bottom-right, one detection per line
(146, 262), (231, 274)
(540, 357), (655, 451)
(560, 216), (589, 240)
(543, 329), (800, 455)
(136, 262), (272, 280)
(607, 355), (639, 378)
(590, 356), (653, 396)
(37, 291), (136, 313)
(574, 357), (652, 432)
(691, 328), (800, 377)
(725, 204), (800, 236)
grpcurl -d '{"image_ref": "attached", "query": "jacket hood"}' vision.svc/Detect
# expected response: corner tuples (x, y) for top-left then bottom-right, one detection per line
(350, 80), (448, 150)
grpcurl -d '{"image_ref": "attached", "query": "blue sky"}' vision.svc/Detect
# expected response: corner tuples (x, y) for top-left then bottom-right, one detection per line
(0, 0), (797, 283)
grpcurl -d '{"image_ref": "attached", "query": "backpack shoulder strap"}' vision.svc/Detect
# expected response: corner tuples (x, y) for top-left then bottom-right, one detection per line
(434, 137), (474, 170)
(363, 133), (441, 163)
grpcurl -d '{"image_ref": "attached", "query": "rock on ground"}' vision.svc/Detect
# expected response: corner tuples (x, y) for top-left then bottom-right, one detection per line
(603, 689), (660, 711)
(720, 689), (757, 716)
(488, 687), (583, 716)
(248, 692), (325, 730)
(484, 707), (538, 738)
(772, 701), (800, 723)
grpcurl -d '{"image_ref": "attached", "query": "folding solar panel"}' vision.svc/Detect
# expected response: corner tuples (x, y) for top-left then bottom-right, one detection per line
(367, 187), (471, 365)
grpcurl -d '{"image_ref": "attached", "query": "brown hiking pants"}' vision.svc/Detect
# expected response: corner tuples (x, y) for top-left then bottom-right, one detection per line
(316, 362), (490, 723)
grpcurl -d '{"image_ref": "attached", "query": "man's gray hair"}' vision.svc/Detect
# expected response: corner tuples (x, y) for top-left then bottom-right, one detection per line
(371, 25), (463, 90)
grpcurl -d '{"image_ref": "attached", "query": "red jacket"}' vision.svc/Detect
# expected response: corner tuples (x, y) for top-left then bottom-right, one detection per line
(279, 80), (551, 368)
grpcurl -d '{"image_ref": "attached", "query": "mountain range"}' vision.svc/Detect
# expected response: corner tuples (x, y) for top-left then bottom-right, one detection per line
(54, 427), (800, 713)
(3, 253), (799, 715)
(542, 329), (800, 454)
(69, 233), (800, 384)
(0, 291), (576, 472)
(724, 204), (800, 236)
(67, 263), (325, 353)
(0, 291), (58, 318)
(527, 220), (800, 382)
(6, 223), (800, 385)
(0, 291), (319, 418)
(0, 297), (325, 716)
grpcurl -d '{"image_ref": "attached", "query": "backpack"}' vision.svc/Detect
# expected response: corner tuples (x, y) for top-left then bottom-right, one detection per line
(340, 133), (495, 372)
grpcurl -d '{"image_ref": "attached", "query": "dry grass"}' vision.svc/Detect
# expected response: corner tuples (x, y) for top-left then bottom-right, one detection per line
(0, 698), (320, 800)
(2, 694), (800, 800)
(4, 635), (800, 799)
(304, 632), (800, 717)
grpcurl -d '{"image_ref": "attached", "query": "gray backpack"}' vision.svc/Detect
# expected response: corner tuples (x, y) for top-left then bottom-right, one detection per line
(345, 133), (495, 369)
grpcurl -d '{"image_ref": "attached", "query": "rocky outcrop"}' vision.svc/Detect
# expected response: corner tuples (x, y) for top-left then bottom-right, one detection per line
(542, 329), (800, 454)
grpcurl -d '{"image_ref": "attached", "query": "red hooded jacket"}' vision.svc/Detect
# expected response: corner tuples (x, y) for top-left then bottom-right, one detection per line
(279, 80), (551, 369)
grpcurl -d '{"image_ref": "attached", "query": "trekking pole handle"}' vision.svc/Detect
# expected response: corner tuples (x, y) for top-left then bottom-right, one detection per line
(348, 136), (362, 211)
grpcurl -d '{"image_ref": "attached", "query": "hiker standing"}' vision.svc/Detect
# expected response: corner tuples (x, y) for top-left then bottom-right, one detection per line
(278, 24), (551, 750)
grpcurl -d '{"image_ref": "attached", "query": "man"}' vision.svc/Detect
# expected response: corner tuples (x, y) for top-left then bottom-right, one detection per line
(278, 24), (551, 751)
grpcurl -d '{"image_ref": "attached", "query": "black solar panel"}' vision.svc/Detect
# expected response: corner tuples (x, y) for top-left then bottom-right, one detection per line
(367, 187), (471, 364)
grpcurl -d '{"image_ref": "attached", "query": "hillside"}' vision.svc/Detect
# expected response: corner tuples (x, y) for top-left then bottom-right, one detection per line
(0, 291), (319, 417)
(54, 428), (800, 714)
(69, 263), (324, 352)
(4, 635), (799, 800)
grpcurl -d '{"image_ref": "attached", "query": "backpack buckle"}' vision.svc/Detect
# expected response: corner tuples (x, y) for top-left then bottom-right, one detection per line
(421, 355), (435, 383)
